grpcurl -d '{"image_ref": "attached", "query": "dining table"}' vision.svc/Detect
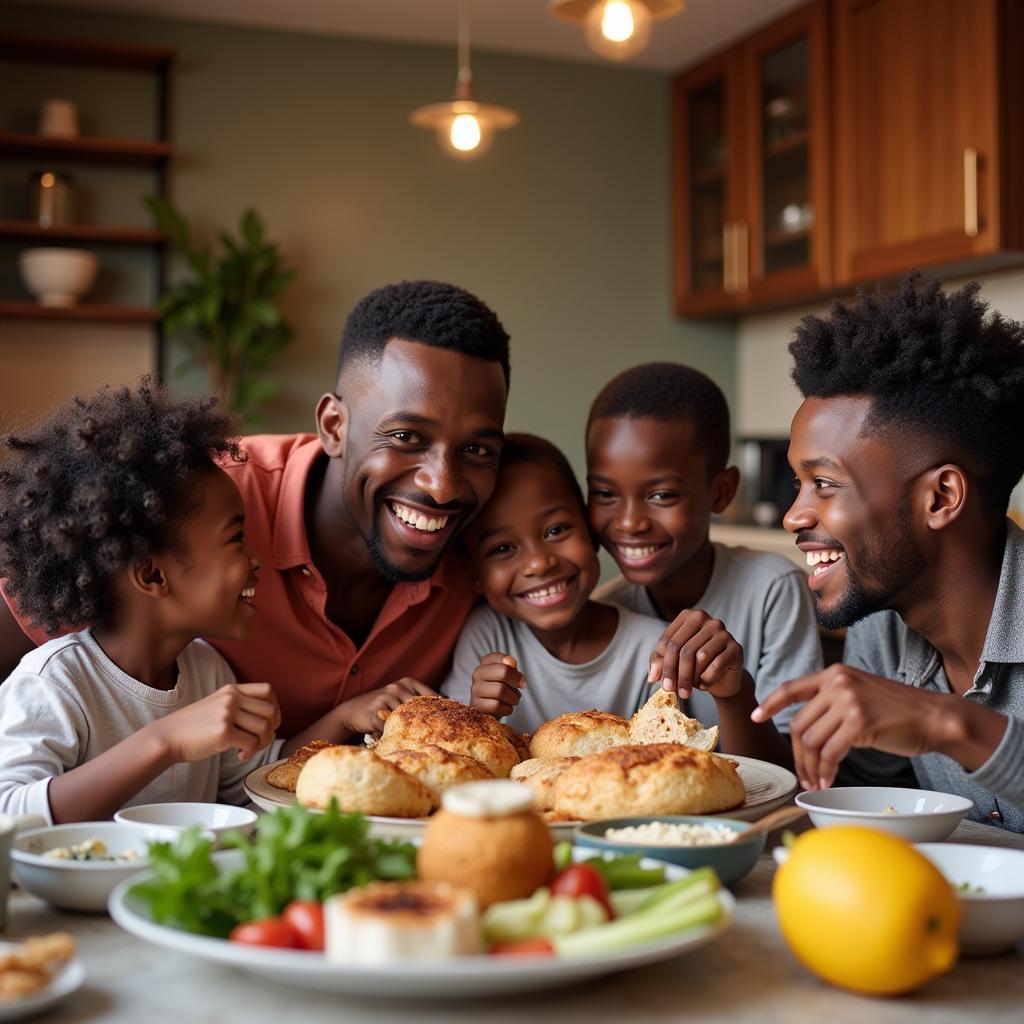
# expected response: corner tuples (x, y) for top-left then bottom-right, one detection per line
(4, 817), (1022, 1023)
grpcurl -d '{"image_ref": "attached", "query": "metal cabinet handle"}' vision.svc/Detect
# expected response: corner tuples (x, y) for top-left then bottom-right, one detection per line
(964, 147), (979, 238)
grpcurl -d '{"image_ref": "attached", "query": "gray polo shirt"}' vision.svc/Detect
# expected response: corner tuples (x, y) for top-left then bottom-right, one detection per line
(841, 519), (1024, 834)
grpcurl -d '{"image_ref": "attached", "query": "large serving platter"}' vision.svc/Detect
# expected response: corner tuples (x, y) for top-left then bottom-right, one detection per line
(243, 754), (797, 838)
(108, 853), (734, 999)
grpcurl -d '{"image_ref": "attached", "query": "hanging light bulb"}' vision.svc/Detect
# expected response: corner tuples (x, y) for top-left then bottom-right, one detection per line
(410, 0), (519, 160)
(548, 0), (684, 62)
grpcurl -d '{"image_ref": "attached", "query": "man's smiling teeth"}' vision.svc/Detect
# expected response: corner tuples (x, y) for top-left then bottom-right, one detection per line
(391, 502), (449, 533)
(619, 544), (663, 559)
(807, 549), (843, 575)
(240, 587), (256, 599)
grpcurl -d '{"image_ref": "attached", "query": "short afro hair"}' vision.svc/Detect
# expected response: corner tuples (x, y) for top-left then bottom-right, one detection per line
(790, 275), (1024, 517)
(495, 433), (598, 549)
(587, 363), (731, 474)
(0, 379), (242, 634)
(337, 280), (510, 386)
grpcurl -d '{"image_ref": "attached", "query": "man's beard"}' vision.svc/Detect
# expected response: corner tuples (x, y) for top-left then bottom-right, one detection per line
(364, 514), (438, 584)
(815, 500), (921, 630)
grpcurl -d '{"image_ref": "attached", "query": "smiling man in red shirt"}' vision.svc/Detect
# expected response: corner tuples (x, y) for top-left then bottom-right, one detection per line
(0, 280), (510, 741)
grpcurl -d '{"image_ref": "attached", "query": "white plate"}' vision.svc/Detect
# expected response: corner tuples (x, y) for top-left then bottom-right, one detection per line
(243, 753), (796, 837)
(0, 941), (86, 1021)
(108, 854), (734, 998)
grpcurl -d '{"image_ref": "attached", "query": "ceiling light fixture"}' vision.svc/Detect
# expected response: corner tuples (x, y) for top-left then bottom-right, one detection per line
(409, 0), (519, 159)
(548, 0), (684, 62)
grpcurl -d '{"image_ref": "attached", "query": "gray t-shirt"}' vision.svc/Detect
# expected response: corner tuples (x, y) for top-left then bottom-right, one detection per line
(593, 544), (823, 731)
(440, 604), (666, 734)
(840, 520), (1024, 834)
(0, 629), (282, 822)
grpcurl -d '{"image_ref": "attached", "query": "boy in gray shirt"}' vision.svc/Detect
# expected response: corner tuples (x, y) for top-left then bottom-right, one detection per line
(587, 363), (819, 758)
(442, 434), (783, 758)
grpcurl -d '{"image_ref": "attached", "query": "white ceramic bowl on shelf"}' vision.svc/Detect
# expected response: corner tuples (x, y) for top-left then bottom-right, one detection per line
(795, 787), (972, 842)
(18, 247), (98, 307)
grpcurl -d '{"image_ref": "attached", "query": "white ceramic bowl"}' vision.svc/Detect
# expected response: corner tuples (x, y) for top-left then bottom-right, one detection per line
(115, 802), (257, 842)
(795, 787), (972, 842)
(12, 821), (187, 912)
(916, 843), (1024, 955)
(18, 247), (98, 307)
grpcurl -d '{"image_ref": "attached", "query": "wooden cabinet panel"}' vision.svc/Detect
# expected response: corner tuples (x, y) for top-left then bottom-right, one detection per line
(833, 0), (1022, 283)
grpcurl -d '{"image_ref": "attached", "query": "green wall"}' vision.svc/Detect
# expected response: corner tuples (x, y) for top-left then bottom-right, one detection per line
(1, 3), (734, 475)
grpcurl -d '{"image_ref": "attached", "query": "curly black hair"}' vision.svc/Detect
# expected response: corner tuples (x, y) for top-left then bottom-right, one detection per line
(0, 379), (242, 634)
(790, 275), (1024, 517)
(337, 280), (510, 386)
(586, 363), (731, 474)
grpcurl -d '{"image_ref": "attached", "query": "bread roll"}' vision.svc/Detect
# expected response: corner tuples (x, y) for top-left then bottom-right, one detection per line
(266, 739), (338, 792)
(509, 756), (578, 812)
(378, 745), (492, 809)
(375, 695), (519, 778)
(296, 746), (433, 818)
(528, 709), (630, 759)
(553, 742), (745, 819)
(629, 689), (719, 752)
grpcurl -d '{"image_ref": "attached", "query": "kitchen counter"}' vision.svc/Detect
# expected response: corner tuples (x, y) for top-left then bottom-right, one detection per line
(4, 819), (1022, 1023)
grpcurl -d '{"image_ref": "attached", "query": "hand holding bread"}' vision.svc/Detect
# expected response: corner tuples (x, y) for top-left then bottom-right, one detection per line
(648, 609), (745, 700)
(335, 677), (438, 736)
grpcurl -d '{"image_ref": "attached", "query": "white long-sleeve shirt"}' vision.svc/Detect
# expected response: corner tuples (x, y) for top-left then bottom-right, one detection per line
(0, 629), (281, 822)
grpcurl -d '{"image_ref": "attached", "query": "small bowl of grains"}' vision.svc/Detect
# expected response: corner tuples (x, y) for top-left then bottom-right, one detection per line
(573, 816), (764, 886)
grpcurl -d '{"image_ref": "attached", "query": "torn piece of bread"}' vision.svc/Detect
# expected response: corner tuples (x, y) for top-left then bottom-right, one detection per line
(528, 709), (630, 759)
(265, 739), (339, 792)
(628, 688), (719, 752)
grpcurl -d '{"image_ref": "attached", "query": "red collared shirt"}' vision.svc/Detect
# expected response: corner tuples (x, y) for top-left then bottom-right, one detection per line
(5, 433), (478, 737)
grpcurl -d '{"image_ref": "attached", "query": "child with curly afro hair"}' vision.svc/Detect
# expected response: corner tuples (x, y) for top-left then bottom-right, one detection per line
(0, 380), (282, 823)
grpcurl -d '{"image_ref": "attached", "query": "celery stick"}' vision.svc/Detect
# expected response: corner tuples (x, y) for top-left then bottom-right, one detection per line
(553, 895), (722, 957)
(635, 867), (720, 913)
(608, 886), (662, 917)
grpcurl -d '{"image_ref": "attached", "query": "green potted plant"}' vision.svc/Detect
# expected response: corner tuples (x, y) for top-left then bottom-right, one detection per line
(146, 197), (295, 423)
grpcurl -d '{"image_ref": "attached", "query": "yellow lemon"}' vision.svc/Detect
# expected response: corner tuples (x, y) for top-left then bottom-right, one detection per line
(773, 825), (960, 995)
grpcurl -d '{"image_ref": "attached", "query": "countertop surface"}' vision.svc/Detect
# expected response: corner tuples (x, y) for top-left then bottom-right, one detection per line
(4, 819), (1023, 1023)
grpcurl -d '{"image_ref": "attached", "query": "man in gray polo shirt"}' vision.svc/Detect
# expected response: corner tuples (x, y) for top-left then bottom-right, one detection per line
(753, 276), (1024, 833)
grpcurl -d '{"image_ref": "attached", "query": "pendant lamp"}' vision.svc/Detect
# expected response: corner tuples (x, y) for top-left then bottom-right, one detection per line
(548, 0), (684, 62)
(409, 0), (519, 159)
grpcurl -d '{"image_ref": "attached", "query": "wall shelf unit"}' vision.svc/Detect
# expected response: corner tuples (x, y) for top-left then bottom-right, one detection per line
(0, 31), (175, 372)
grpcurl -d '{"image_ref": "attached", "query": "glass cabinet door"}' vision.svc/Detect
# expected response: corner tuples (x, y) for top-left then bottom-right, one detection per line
(759, 36), (811, 275)
(688, 79), (727, 293)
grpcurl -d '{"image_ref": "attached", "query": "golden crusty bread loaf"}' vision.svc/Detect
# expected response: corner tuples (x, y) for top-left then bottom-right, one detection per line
(628, 689), (719, 752)
(375, 696), (519, 778)
(265, 739), (338, 792)
(377, 745), (493, 809)
(528, 709), (630, 759)
(499, 723), (532, 763)
(553, 743), (745, 819)
(295, 746), (433, 818)
(509, 756), (579, 812)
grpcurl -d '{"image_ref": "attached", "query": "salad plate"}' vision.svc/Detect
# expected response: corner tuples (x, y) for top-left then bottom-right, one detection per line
(108, 854), (734, 998)
(244, 754), (796, 835)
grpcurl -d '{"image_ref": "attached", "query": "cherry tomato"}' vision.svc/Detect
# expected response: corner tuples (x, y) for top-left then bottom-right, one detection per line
(229, 916), (300, 949)
(549, 864), (613, 919)
(282, 900), (326, 951)
(490, 938), (555, 957)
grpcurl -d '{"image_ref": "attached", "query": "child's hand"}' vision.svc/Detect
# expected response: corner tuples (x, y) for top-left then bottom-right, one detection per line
(470, 653), (526, 718)
(648, 610), (744, 700)
(337, 677), (437, 737)
(152, 682), (281, 764)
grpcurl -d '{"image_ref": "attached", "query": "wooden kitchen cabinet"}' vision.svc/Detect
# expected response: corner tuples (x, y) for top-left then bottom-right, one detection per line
(832, 0), (1024, 284)
(673, 0), (831, 315)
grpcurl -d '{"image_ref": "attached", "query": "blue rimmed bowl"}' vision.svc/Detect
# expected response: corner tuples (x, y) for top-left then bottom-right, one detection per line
(573, 816), (765, 886)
